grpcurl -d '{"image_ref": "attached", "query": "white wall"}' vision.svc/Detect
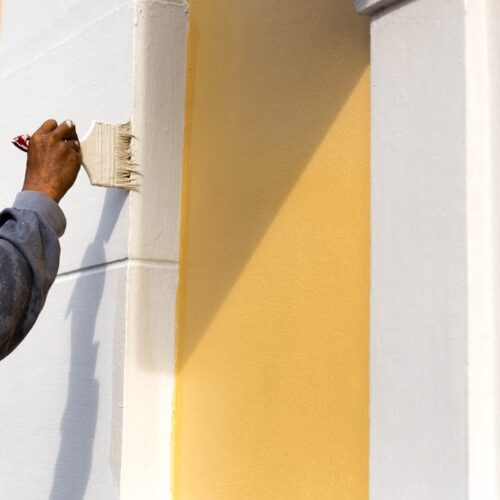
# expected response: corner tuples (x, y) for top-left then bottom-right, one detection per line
(366, 0), (500, 497)
(0, 2), (134, 499)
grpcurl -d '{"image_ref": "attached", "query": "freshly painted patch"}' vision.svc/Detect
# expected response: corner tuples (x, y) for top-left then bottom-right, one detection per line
(120, 2), (188, 499)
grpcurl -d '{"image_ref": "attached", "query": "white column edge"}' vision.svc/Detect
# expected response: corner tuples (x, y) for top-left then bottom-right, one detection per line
(465, 0), (498, 496)
(120, 1), (189, 499)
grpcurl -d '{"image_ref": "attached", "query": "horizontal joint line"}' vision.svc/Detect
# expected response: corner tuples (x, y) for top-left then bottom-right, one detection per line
(55, 257), (178, 280)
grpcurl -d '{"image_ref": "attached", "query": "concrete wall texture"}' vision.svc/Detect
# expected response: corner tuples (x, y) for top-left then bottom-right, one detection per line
(0, 1), (134, 499)
(174, 0), (370, 498)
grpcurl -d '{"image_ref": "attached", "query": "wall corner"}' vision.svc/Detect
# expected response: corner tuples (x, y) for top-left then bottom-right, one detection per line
(120, 1), (189, 499)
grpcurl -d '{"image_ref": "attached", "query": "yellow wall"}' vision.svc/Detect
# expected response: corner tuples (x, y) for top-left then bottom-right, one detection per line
(174, 1), (370, 498)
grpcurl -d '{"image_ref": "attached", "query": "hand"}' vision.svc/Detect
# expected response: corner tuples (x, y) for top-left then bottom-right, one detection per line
(22, 119), (82, 203)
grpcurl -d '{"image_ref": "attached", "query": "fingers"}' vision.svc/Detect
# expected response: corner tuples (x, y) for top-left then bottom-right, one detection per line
(69, 139), (80, 151)
(52, 119), (78, 141)
(70, 141), (83, 163)
(32, 119), (79, 142)
(34, 119), (58, 135)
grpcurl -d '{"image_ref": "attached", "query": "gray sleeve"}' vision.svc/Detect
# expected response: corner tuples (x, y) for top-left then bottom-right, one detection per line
(0, 191), (66, 360)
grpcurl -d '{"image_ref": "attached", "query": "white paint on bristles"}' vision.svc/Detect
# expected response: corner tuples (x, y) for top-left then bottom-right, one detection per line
(80, 120), (139, 190)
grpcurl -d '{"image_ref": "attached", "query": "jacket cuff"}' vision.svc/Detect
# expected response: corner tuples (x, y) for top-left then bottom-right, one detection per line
(13, 191), (67, 237)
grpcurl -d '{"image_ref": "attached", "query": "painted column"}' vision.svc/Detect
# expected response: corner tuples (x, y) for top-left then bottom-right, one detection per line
(357, 0), (500, 498)
(121, 1), (188, 499)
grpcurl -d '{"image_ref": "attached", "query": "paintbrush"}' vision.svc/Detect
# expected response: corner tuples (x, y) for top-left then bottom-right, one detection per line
(12, 120), (140, 191)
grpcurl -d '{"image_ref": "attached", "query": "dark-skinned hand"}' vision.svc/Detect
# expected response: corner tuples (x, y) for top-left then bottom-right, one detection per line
(22, 119), (82, 203)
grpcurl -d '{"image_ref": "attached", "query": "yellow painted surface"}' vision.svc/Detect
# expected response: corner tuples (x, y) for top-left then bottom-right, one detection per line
(174, 1), (370, 498)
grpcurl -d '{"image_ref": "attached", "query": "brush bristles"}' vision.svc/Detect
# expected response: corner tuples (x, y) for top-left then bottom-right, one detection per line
(113, 122), (140, 190)
(81, 120), (141, 190)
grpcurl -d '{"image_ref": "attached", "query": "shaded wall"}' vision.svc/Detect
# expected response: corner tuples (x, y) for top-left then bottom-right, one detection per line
(174, 1), (370, 498)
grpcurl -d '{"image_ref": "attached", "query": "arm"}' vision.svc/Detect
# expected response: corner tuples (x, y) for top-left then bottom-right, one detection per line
(0, 119), (81, 360)
(0, 193), (65, 359)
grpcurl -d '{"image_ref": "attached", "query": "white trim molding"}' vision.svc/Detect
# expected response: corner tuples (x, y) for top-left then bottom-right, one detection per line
(354, 0), (406, 15)
(362, 0), (500, 497)
(120, 1), (188, 499)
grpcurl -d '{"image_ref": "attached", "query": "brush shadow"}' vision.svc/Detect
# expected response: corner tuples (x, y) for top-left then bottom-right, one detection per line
(173, 0), (370, 371)
(48, 190), (126, 500)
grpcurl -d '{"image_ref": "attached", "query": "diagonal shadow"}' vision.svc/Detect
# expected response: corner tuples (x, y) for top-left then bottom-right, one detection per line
(174, 0), (370, 371)
(49, 189), (126, 500)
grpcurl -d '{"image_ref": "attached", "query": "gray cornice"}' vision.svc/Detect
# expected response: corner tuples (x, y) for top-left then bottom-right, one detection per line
(354, 0), (405, 15)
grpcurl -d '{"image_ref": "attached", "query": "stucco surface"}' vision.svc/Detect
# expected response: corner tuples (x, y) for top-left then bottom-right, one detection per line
(0, 265), (127, 500)
(174, 0), (370, 498)
(120, 2), (188, 498)
(370, 0), (500, 498)
(370, 1), (468, 498)
(0, 1), (133, 274)
(0, 2), (134, 499)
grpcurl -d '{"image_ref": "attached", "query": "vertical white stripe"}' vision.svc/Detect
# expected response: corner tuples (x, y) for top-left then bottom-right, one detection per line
(120, 2), (188, 499)
(465, 0), (498, 496)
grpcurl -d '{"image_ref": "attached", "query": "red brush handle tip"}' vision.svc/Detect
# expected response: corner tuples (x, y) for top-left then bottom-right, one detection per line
(12, 134), (30, 153)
